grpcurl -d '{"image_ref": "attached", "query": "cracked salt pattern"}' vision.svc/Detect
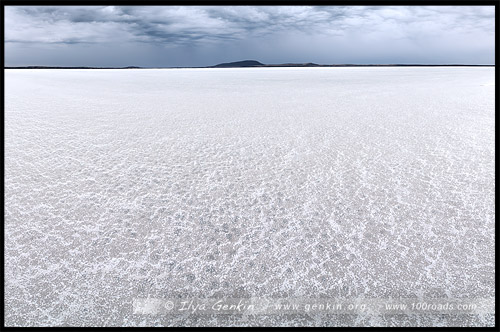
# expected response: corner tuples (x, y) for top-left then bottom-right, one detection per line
(5, 68), (495, 326)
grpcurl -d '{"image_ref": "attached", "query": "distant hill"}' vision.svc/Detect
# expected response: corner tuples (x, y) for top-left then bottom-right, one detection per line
(213, 60), (264, 68)
(211, 60), (327, 68)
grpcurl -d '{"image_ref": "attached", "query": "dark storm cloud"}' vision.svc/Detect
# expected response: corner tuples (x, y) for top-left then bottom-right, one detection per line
(5, 6), (495, 66)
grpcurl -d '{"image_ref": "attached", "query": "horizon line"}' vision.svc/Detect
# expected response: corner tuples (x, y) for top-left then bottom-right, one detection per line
(5, 64), (496, 69)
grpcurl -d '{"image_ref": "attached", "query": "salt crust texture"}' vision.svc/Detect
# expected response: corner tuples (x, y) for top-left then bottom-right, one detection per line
(5, 68), (495, 326)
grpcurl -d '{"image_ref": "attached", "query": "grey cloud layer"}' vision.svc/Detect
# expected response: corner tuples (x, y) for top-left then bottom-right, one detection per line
(5, 6), (495, 66)
(5, 6), (345, 44)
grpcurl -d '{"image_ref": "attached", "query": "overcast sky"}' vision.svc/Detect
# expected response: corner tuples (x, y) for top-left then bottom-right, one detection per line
(5, 6), (495, 67)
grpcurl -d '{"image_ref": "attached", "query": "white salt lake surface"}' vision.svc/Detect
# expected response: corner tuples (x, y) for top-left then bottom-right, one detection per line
(4, 67), (495, 326)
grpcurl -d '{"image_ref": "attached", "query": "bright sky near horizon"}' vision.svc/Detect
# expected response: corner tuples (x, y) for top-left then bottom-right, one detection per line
(4, 6), (495, 67)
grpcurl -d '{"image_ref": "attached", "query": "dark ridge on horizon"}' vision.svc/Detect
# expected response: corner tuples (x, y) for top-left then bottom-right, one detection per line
(212, 60), (264, 68)
(209, 61), (494, 68)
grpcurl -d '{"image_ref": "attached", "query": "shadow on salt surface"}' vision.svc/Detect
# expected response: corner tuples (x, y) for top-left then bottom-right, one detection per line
(480, 82), (495, 86)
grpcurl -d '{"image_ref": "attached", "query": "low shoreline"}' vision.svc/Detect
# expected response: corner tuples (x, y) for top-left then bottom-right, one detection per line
(5, 64), (495, 69)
